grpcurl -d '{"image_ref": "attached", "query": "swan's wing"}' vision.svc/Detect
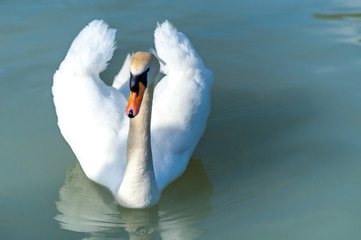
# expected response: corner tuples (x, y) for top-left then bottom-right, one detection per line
(52, 20), (129, 194)
(151, 21), (213, 190)
(112, 53), (133, 97)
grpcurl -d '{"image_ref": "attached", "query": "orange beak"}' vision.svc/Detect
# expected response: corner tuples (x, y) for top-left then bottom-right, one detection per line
(126, 82), (146, 118)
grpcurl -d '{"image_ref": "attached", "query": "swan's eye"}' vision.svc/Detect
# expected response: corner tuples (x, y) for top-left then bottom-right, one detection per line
(129, 69), (149, 94)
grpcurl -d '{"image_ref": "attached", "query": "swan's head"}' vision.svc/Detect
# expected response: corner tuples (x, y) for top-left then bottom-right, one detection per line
(126, 51), (160, 118)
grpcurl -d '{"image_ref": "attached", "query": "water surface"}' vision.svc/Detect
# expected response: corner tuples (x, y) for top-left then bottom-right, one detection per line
(1, 0), (361, 239)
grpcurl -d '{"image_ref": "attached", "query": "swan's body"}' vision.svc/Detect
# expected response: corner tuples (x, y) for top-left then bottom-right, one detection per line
(53, 20), (213, 208)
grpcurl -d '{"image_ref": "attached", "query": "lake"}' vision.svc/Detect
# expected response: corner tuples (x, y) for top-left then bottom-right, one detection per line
(1, 0), (361, 239)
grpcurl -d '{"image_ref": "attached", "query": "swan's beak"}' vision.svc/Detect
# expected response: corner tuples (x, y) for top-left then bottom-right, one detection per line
(126, 82), (146, 118)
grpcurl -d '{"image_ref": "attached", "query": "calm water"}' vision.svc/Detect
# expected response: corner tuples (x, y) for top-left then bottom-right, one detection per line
(1, 0), (361, 239)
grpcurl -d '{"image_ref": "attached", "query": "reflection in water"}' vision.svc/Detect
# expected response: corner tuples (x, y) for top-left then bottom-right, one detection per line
(55, 157), (213, 239)
(313, 12), (361, 44)
(313, 12), (361, 20)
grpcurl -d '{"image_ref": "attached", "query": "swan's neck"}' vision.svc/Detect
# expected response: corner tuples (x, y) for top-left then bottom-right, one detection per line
(116, 81), (160, 208)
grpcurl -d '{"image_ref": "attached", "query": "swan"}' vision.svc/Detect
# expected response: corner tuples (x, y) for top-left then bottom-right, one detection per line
(52, 20), (213, 208)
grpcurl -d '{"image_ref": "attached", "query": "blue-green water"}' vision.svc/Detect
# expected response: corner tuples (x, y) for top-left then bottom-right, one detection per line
(1, 0), (361, 239)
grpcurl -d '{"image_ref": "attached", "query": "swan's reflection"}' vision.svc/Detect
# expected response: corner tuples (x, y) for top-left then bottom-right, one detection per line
(55, 157), (213, 239)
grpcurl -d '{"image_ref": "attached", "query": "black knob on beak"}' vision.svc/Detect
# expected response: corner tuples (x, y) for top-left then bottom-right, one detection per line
(128, 109), (134, 118)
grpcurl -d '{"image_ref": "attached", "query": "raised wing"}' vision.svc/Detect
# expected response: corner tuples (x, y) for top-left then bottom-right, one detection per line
(151, 21), (214, 190)
(52, 20), (129, 193)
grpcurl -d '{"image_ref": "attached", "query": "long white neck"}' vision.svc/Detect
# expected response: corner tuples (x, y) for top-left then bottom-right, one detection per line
(116, 81), (160, 208)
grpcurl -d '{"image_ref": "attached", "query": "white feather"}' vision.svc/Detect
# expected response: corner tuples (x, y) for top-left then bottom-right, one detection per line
(112, 52), (133, 96)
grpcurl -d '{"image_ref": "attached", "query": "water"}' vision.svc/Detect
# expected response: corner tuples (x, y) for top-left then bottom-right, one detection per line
(1, 0), (361, 239)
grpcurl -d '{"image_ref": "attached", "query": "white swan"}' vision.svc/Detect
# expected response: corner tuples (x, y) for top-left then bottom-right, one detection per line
(52, 20), (213, 208)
